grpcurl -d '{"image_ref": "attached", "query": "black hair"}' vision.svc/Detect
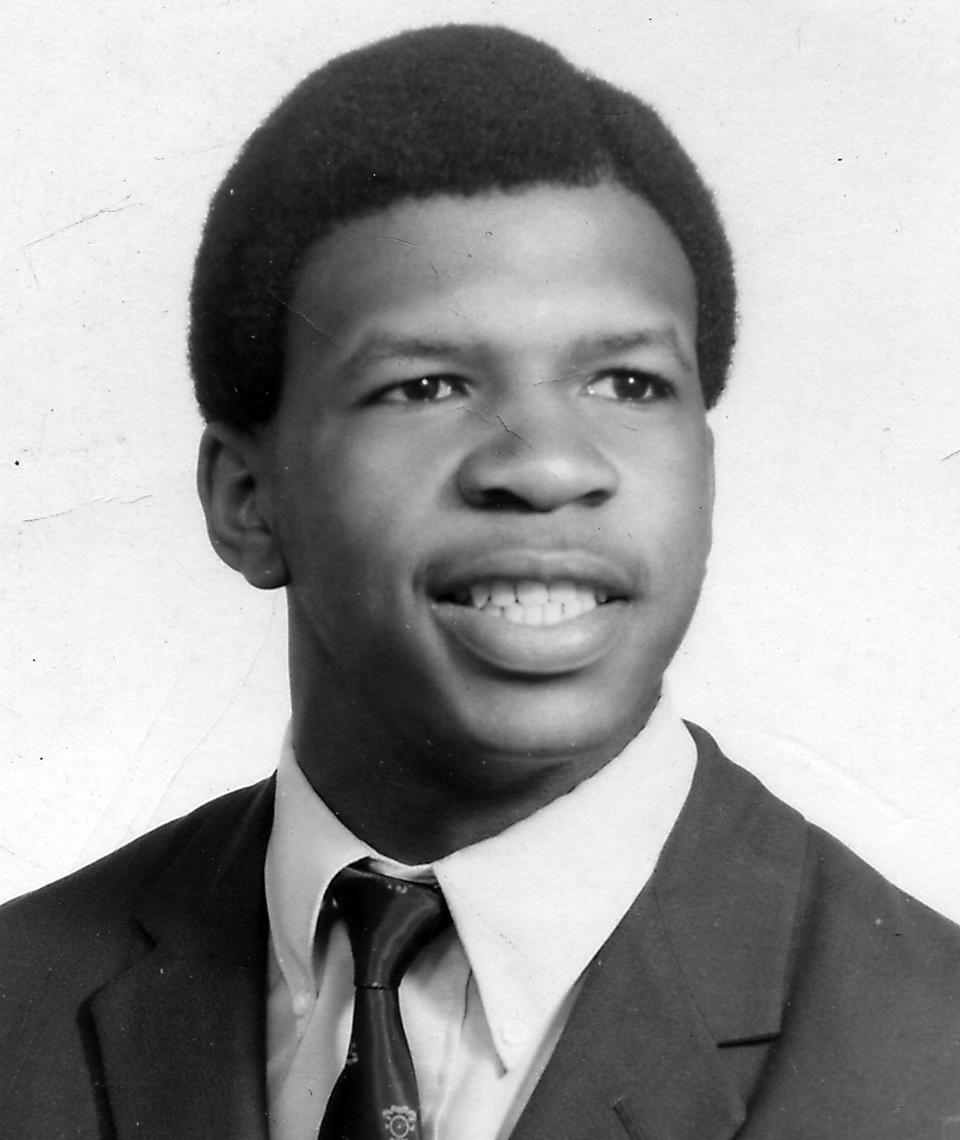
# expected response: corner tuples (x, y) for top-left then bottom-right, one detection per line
(189, 24), (736, 429)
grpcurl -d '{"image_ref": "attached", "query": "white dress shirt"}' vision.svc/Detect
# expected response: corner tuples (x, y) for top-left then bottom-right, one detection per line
(264, 692), (697, 1140)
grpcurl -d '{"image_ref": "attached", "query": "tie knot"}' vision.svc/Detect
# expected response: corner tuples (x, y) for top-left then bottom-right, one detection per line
(328, 862), (449, 988)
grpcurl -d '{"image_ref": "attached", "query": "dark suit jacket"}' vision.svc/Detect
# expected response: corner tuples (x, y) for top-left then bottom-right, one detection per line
(3, 725), (960, 1139)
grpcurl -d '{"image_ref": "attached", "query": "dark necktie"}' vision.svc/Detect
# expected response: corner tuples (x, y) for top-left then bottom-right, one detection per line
(317, 861), (450, 1140)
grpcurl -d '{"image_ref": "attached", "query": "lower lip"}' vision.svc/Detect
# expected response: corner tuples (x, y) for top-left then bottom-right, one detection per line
(430, 601), (628, 676)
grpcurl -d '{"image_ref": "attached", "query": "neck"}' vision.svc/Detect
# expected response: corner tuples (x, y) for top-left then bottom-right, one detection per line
(287, 668), (645, 864)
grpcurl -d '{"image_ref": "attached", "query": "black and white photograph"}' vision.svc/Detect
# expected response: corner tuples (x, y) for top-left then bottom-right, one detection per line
(3, 2), (960, 1136)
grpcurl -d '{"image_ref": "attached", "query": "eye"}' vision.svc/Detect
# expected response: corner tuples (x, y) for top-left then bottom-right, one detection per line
(375, 376), (465, 404)
(585, 370), (674, 403)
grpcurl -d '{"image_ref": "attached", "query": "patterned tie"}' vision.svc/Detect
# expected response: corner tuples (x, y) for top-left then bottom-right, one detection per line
(317, 861), (450, 1140)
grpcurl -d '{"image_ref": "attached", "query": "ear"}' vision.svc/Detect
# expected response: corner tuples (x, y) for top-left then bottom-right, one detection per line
(703, 422), (716, 546)
(196, 423), (290, 590)
(705, 422), (716, 496)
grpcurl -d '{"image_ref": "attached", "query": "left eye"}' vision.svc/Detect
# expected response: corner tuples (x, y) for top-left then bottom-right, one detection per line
(377, 376), (463, 404)
(585, 371), (672, 403)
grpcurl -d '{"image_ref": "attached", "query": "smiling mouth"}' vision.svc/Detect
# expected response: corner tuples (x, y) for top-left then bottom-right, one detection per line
(438, 578), (616, 627)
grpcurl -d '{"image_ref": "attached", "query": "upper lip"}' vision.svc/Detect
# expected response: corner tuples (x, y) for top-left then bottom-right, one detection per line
(425, 547), (638, 601)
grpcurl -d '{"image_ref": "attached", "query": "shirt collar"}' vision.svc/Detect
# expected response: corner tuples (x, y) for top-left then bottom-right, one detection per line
(265, 690), (696, 1070)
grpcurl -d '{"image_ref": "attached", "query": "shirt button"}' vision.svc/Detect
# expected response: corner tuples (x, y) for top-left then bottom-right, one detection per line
(501, 1018), (527, 1047)
(293, 992), (313, 1018)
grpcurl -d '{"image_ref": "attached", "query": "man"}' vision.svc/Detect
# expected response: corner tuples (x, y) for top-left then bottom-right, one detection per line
(2, 23), (960, 1140)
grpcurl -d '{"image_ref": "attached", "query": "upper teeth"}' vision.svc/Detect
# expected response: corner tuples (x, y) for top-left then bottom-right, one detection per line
(461, 578), (607, 626)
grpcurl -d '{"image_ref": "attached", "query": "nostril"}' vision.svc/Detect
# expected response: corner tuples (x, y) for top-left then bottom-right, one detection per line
(581, 488), (614, 507)
(467, 485), (614, 512)
(472, 487), (546, 511)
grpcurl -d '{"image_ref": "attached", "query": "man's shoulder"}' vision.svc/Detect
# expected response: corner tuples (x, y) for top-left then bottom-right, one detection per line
(0, 778), (273, 981)
(797, 813), (960, 1016)
(683, 722), (960, 1028)
(0, 778), (275, 1135)
(633, 725), (960, 1129)
(696, 721), (960, 939)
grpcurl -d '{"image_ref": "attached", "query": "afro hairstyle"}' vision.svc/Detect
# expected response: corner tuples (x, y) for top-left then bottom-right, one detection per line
(189, 24), (736, 430)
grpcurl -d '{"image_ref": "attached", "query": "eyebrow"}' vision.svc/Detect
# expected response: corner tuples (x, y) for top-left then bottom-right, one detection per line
(567, 329), (696, 375)
(337, 326), (696, 377)
(337, 334), (467, 378)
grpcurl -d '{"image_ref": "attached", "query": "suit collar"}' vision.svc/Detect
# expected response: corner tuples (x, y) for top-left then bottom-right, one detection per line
(512, 725), (808, 1140)
(90, 777), (276, 1140)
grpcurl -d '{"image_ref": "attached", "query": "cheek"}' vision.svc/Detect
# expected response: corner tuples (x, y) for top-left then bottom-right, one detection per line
(620, 429), (713, 537)
(670, 468), (714, 574)
(274, 440), (423, 597)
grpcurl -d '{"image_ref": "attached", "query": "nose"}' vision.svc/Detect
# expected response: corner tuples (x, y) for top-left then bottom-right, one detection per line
(456, 404), (620, 512)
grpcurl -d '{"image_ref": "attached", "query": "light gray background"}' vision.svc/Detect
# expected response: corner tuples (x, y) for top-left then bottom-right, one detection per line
(3, 0), (960, 916)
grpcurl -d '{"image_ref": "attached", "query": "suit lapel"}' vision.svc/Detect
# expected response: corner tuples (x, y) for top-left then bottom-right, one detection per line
(512, 725), (808, 1140)
(510, 890), (747, 1140)
(653, 724), (808, 1046)
(90, 778), (275, 1140)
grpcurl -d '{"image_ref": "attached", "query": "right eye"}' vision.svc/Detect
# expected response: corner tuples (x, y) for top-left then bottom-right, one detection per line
(374, 376), (465, 404)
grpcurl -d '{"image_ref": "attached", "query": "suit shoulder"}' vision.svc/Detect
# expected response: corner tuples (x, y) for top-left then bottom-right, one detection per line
(800, 820), (960, 991)
(0, 780), (272, 969)
(679, 727), (960, 1124)
(683, 723), (960, 1004)
(688, 721), (960, 945)
(758, 796), (960, 1123)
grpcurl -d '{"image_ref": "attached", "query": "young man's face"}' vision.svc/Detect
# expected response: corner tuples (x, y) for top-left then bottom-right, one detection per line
(265, 181), (713, 778)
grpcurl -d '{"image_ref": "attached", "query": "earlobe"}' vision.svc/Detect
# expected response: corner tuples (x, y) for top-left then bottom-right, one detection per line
(196, 423), (290, 589)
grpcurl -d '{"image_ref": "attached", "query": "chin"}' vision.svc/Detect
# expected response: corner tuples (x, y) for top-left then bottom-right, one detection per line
(449, 679), (655, 769)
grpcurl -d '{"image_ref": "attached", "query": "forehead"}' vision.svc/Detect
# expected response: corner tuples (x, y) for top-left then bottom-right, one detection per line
(287, 181), (697, 367)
